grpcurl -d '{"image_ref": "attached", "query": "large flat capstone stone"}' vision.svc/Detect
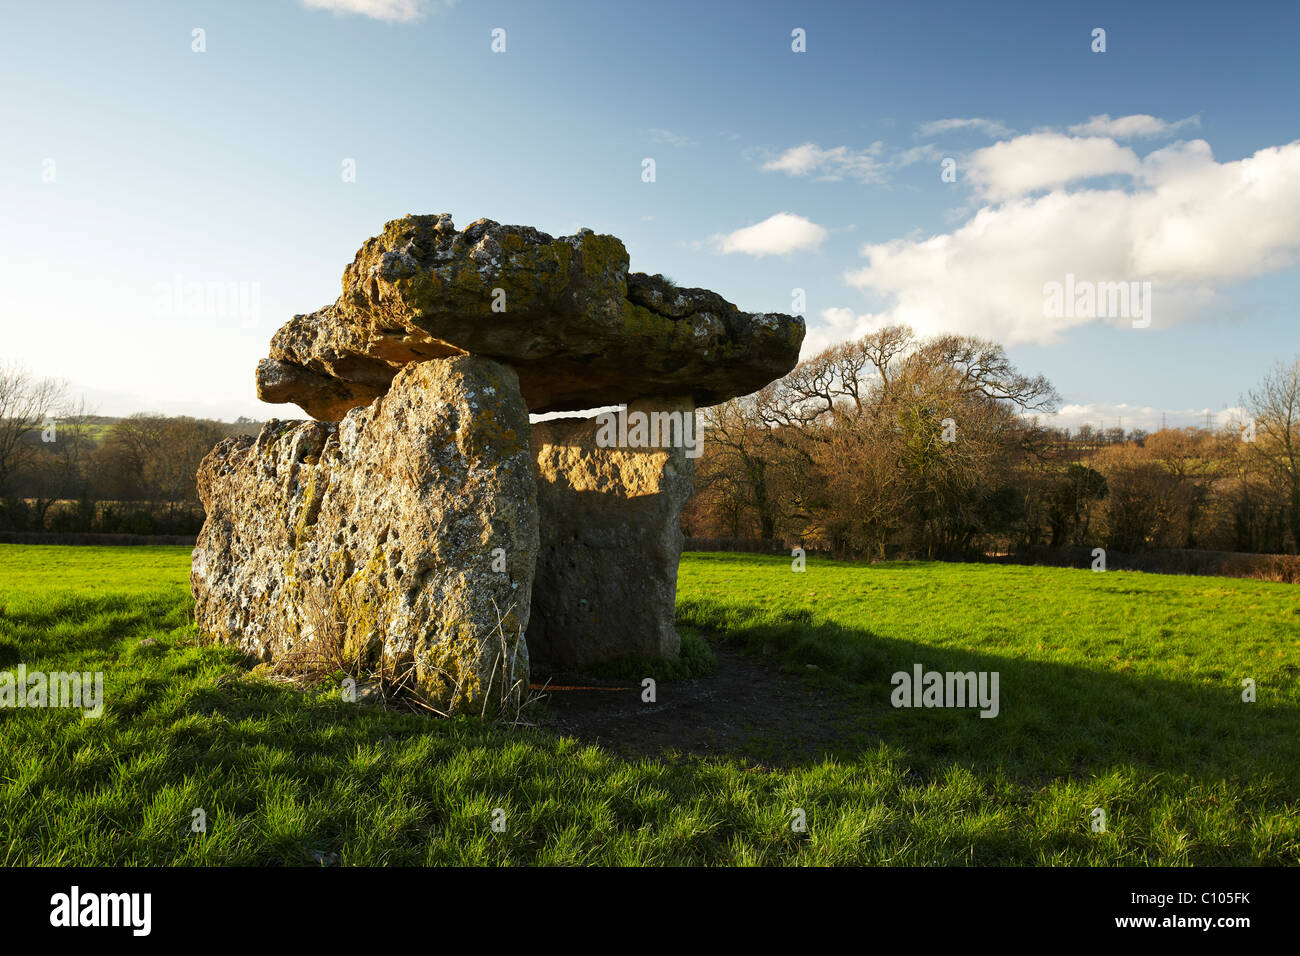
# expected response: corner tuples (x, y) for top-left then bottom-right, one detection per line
(256, 214), (804, 420)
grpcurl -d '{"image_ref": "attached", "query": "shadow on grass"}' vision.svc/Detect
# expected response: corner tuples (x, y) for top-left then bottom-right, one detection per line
(6, 591), (1294, 786)
(2, 591), (1296, 864)
(0, 593), (191, 660)
(676, 598), (1300, 786)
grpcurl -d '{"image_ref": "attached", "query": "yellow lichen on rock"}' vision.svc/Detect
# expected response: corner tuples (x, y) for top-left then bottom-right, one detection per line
(256, 214), (804, 420)
(193, 354), (539, 716)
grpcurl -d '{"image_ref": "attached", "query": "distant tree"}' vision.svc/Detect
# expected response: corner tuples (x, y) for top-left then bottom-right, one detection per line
(699, 392), (788, 541)
(1046, 464), (1108, 547)
(1246, 357), (1300, 552)
(92, 415), (226, 509)
(26, 396), (97, 526)
(0, 360), (69, 494)
(691, 326), (1059, 557)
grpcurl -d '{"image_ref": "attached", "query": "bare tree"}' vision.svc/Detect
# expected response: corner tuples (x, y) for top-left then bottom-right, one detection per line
(0, 360), (70, 495)
(699, 395), (787, 541)
(688, 326), (1060, 556)
(93, 414), (225, 509)
(27, 396), (97, 525)
(1246, 357), (1300, 552)
(907, 334), (1059, 413)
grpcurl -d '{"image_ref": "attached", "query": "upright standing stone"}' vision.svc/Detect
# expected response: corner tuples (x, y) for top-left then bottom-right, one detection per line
(192, 355), (538, 714)
(527, 397), (695, 668)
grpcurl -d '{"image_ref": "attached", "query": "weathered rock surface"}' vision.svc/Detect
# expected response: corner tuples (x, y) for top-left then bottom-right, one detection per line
(193, 355), (538, 714)
(256, 214), (805, 420)
(527, 398), (695, 667)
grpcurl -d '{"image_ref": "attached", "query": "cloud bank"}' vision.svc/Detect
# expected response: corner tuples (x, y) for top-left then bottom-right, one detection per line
(1067, 113), (1200, 139)
(823, 119), (1300, 348)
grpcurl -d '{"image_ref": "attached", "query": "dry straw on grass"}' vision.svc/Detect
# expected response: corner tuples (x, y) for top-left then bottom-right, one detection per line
(266, 583), (542, 723)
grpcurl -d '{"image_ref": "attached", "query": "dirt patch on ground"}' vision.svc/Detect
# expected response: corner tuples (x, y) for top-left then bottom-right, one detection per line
(530, 642), (868, 767)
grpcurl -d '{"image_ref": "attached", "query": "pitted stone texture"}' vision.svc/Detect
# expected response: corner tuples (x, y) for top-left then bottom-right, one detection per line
(194, 355), (538, 714)
(256, 214), (804, 419)
(527, 398), (695, 668)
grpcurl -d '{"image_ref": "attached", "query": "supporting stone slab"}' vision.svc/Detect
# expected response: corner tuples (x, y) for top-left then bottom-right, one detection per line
(527, 397), (695, 668)
(192, 355), (539, 714)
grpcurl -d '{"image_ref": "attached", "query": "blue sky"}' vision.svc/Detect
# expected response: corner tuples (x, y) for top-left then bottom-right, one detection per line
(2, 0), (1297, 429)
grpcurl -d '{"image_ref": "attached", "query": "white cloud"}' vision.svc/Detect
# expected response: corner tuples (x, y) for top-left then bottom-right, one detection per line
(966, 133), (1141, 201)
(895, 144), (945, 166)
(1068, 113), (1200, 139)
(840, 135), (1300, 346)
(718, 213), (828, 257)
(760, 140), (942, 184)
(1044, 402), (1245, 433)
(761, 142), (888, 182)
(918, 117), (1014, 138)
(299, 0), (441, 22)
(646, 128), (696, 147)
(801, 307), (879, 358)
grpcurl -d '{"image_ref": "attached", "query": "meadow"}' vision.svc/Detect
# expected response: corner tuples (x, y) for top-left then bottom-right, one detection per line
(0, 544), (1296, 865)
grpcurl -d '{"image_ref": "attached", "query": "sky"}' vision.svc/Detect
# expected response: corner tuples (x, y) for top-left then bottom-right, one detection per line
(1, 0), (1298, 431)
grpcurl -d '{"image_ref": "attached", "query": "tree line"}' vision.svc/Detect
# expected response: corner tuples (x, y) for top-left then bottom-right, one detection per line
(0, 360), (257, 536)
(5, 339), (1299, 558)
(684, 327), (1300, 559)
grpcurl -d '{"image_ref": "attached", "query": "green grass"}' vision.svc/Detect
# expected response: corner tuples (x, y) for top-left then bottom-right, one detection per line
(0, 544), (1296, 865)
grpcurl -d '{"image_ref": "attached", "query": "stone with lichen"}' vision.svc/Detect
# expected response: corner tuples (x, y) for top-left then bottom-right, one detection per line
(256, 214), (805, 420)
(193, 355), (538, 714)
(527, 398), (694, 668)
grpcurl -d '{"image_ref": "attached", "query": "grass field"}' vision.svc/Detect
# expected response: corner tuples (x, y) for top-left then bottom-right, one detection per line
(0, 544), (1296, 865)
